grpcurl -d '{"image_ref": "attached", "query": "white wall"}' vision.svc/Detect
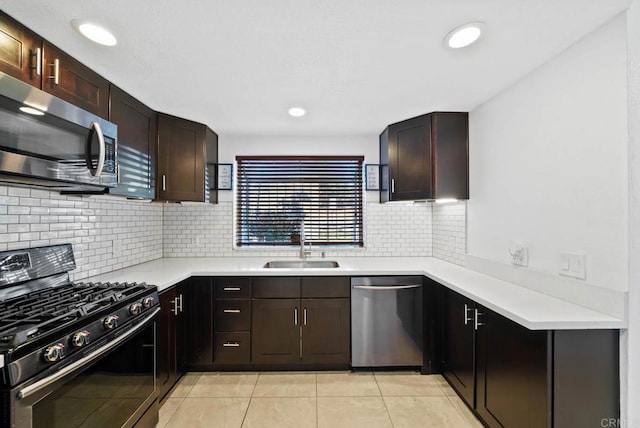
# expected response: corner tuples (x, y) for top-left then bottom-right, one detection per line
(467, 14), (629, 292)
(623, 0), (640, 424)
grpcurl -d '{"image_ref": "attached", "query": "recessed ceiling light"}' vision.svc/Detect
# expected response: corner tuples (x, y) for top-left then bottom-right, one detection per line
(19, 106), (45, 116)
(71, 19), (117, 46)
(444, 22), (485, 49)
(288, 107), (306, 117)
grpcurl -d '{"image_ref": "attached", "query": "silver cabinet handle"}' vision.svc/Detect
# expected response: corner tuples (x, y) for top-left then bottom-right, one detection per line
(391, 178), (395, 193)
(464, 304), (474, 326)
(31, 47), (42, 76)
(353, 284), (421, 290)
(49, 58), (59, 84)
(223, 342), (240, 348)
(223, 309), (240, 313)
(18, 307), (159, 400)
(294, 307), (298, 325)
(162, 174), (166, 191)
(223, 287), (241, 291)
(170, 298), (177, 314)
(88, 122), (105, 177)
(474, 309), (484, 330)
(303, 308), (307, 326)
(178, 294), (184, 312)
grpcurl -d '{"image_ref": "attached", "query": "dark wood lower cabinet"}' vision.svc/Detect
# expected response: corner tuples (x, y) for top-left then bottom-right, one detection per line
(187, 278), (213, 368)
(475, 307), (548, 428)
(442, 290), (475, 405)
(252, 299), (301, 365)
(301, 298), (350, 364)
(157, 282), (187, 402)
(441, 288), (619, 428)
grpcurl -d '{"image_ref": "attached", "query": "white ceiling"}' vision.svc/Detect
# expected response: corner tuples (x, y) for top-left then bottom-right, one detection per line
(0, 0), (630, 137)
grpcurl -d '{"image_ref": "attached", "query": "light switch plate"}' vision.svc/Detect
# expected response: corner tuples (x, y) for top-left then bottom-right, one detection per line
(559, 252), (586, 280)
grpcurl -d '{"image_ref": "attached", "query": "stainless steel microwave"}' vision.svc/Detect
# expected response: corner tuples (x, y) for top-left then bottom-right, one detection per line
(0, 71), (117, 192)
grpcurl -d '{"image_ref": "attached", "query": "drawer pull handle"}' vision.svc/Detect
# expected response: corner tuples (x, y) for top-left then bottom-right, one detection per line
(223, 287), (241, 291)
(223, 342), (240, 347)
(223, 309), (241, 313)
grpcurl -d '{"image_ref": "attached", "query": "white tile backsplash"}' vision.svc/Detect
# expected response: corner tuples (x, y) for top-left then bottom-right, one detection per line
(0, 184), (467, 273)
(432, 201), (467, 265)
(163, 201), (434, 258)
(0, 185), (163, 281)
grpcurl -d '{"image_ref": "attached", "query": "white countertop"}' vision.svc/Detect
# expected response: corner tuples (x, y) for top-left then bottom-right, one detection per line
(86, 256), (626, 331)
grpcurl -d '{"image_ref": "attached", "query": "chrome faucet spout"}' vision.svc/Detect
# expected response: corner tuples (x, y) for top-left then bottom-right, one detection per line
(299, 220), (311, 260)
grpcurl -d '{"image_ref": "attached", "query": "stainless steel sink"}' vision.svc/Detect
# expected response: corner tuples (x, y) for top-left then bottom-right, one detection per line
(263, 260), (340, 269)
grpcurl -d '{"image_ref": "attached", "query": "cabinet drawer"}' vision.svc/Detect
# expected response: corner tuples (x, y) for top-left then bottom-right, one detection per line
(215, 277), (251, 299)
(214, 332), (251, 364)
(215, 299), (251, 331)
(252, 277), (300, 298)
(301, 277), (350, 298)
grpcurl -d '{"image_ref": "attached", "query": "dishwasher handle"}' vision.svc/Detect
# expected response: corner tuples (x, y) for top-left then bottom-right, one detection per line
(353, 284), (421, 290)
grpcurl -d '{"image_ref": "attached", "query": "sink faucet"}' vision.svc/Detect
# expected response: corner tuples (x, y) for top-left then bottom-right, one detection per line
(299, 220), (311, 260)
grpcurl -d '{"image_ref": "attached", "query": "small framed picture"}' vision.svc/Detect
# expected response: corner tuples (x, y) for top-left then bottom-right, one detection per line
(217, 163), (233, 190)
(365, 164), (380, 190)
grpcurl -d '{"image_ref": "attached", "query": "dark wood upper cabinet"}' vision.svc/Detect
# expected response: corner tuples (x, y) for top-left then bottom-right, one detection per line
(41, 42), (109, 118)
(0, 12), (42, 87)
(156, 113), (218, 203)
(380, 112), (468, 202)
(109, 85), (157, 199)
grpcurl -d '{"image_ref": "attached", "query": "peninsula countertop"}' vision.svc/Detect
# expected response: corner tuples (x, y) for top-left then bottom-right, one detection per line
(84, 256), (626, 331)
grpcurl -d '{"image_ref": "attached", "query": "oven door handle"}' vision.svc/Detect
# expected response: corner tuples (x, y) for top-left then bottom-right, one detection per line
(17, 307), (160, 400)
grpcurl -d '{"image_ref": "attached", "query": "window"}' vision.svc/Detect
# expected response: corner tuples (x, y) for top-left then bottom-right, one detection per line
(236, 156), (364, 247)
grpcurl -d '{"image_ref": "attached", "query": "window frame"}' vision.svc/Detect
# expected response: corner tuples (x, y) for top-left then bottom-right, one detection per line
(235, 155), (365, 248)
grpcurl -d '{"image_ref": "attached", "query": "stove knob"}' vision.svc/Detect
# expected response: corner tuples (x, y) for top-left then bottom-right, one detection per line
(103, 315), (119, 330)
(44, 343), (65, 362)
(71, 330), (90, 348)
(142, 296), (154, 309)
(129, 302), (143, 315)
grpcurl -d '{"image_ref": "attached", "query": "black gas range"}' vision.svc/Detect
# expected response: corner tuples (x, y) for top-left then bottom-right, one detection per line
(0, 244), (159, 428)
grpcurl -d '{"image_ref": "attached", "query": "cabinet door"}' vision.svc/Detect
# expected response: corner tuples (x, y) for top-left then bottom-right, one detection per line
(442, 290), (475, 406)
(158, 288), (177, 401)
(0, 12), (42, 86)
(475, 307), (548, 428)
(42, 42), (109, 117)
(156, 114), (205, 202)
(252, 299), (300, 364)
(175, 285), (188, 374)
(187, 277), (213, 366)
(301, 298), (350, 365)
(109, 85), (157, 199)
(432, 112), (469, 199)
(388, 114), (432, 201)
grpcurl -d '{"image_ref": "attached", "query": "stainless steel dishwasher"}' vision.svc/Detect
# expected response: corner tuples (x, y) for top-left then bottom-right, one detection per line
(351, 276), (423, 368)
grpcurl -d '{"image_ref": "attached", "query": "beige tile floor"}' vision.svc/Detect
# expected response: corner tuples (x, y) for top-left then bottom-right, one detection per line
(157, 371), (484, 428)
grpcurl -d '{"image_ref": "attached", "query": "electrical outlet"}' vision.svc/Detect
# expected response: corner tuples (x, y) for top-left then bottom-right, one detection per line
(559, 252), (586, 280)
(509, 241), (528, 267)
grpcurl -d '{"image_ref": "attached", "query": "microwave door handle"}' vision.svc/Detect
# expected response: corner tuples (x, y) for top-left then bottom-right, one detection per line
(88, 122), (106, 177)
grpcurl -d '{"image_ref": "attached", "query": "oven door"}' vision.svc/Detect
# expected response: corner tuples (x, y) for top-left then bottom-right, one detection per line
(10, 308), (159, 428)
